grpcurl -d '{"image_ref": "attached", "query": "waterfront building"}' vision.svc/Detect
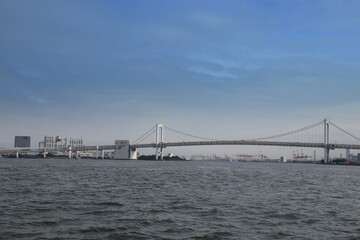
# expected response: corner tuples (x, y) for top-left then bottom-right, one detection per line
(43, 136), (84, 148)
(69, 138), (83, 147)
(346, 149), (350, 160)
(114, 140), (137, 159)
(15, 136), (31, 147)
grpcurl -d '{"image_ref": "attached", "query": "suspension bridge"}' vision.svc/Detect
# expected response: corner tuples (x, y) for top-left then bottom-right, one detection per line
(131, 119), (360, 162)
(1, 119), (360, 163)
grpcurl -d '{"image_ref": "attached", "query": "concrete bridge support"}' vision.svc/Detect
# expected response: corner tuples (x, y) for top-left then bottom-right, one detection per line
(160, 147), (164, 160)
(69, 147), (72, 159)
(324, 147), (330, 164)
(16, 152), (19, 158)
(130, 149), (138, 160)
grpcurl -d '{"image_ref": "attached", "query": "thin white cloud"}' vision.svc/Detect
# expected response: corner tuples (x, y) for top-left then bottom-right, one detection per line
(187, 66), (237, 81)
(188, 12), (232, 28)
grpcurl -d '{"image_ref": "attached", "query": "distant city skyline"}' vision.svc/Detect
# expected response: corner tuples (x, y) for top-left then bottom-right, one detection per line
(1, 0), (360, 158)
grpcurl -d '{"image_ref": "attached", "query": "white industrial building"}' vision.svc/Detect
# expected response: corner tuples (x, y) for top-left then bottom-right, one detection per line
(114, 140), (137, 160)
(41, 136), (84, 148)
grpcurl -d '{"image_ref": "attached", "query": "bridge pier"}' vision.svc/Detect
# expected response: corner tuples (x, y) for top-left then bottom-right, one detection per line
(16, 151), (19, 158)
(96, 146), (99, 159)
(324, 147), (330, 164)
(130, 148), (138, 160)
(69, 147), (72, 159)
(43, 151), (47, 158)
(160, 147), (164, 160)
(101, 149), (105, 159)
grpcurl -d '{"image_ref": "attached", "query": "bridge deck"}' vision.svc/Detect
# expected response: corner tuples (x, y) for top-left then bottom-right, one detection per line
(1, 140), (360, 154)
(132, 140), (360, 150)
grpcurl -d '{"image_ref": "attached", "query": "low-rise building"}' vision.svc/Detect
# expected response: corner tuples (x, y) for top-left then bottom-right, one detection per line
(15, 136), (31, 147)
(43, 136), (84, 148)
(114, 140), (137, 160)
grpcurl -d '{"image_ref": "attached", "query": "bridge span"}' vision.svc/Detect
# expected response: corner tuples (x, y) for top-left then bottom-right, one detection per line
(132, 140), (360, 150)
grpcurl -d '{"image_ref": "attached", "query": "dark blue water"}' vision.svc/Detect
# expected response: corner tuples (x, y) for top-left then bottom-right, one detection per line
(1, 158), (360, 239)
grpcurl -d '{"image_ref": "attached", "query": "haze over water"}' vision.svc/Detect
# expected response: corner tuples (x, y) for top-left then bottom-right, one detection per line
(1, 158), (360, 239)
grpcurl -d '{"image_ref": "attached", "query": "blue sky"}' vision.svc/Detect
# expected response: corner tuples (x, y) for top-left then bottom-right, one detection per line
(1, 0), (360, 158)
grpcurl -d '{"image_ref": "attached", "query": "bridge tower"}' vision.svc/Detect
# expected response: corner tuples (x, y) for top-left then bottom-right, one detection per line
(155, 124), (164, 160)
(324, 118), (330, 163)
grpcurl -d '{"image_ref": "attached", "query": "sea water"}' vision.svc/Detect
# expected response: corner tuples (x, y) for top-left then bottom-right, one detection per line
(1, 158), (360, 239)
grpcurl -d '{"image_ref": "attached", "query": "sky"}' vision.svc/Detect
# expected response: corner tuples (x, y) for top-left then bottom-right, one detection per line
(1, 0), (360, 158)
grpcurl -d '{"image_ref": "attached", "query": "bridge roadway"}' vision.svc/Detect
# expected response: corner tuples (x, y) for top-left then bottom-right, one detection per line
(133, 140), (360, 150)
(1, 140), (360, 155)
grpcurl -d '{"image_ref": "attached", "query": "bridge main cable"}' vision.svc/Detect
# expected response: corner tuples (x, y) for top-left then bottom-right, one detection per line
(131, 125), (157, 144)
(250, 120), (324, 141)
(329, 121), (360, 142)
(163, 125), (221, 141)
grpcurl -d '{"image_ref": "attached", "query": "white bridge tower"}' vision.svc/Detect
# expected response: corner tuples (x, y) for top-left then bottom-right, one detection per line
(155, 124), (164, 160)
(324, 118), (330, 163)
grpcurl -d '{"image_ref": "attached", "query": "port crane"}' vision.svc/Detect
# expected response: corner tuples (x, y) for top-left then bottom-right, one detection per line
(292, 150), (311, 161)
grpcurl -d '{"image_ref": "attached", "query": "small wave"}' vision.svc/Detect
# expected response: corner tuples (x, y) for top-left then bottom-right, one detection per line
(154, 218), (176, 224)
(82, 210), (111, 215)
(33, 207), (53, 212)
(269, 212), (301, 220)
(193, 231), (233, 239)
(107, 232), (148, 240)
(30, 220), (58, 226)
(98, 202), (124, 207)
(79, 226), (117, 233)
(273, 231), (295, 238)
(40, 220), (58, 226)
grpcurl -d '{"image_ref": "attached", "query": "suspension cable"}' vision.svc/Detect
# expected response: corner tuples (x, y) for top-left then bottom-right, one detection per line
(133, 119), (344, 144)
(329, 121), (360, 142)
(135, 129), (157, 144)
(251, 120), (324, 141)
(164, 125), (220, 141)
(132, 125), (156, 144)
